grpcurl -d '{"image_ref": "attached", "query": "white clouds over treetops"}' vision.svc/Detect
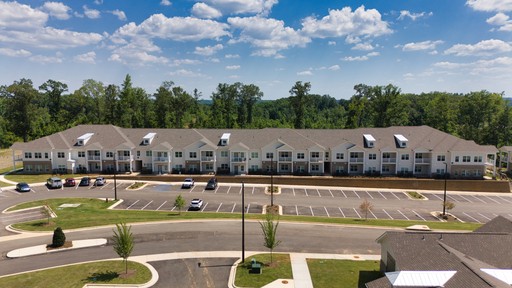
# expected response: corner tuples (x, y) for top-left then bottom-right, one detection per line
(0, 1), (48, 30)
(444, 39), (512, 56)
(467, 0), (512, 12)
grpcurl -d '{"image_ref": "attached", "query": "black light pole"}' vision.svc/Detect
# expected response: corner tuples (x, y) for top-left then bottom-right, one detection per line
(442, 162), (448, 216)
(270, 153), (274, 207)
(114, 153), (118, 201)
(241, 181), (245, 263)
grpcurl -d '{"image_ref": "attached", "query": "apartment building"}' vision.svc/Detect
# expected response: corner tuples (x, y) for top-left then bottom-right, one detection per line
(10, 125), (497, 179)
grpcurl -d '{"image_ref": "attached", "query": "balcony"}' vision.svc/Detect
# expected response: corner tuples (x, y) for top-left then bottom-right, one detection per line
(231, 157), (246, 163)
(415, 158), (431, 164)
(382, 158), (397, 163)
(350, 157), (363, 163)
(153, 157), (169, 162)
(279, 157), (292, 162)
(117, 155), (131, 161)
(201, 156), (215, 162)
(87, 156), (101, 161)
(310, 157), (323, 163)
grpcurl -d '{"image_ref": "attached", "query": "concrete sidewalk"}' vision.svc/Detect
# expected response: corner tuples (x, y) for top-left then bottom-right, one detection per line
(6, 238), (107, 258)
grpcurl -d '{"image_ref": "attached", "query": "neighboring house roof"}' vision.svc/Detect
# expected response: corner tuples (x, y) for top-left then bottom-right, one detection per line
(474, 215), (512, 233)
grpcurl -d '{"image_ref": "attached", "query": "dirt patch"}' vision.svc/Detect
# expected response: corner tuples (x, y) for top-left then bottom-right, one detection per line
(118, 269), (137, 279)
(46, 241), (73, 250)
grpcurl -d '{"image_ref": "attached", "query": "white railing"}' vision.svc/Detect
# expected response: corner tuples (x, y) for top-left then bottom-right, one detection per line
(201, 157), (215, 161)
(279, 157), (292, 162)
(382, 158), (397, 163)
(88, 156), (100, 160)
(415, 158), (431, 164)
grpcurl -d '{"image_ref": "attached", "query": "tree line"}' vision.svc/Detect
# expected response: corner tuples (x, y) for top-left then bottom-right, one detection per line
(1, 75), (510, 148)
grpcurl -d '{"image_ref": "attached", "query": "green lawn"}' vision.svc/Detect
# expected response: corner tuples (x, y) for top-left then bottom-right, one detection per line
(307, 259), (381, 288)
(8, 198), (481, 232)
(4, 172), (90, 184)
(0, 260), (151, 288)
(235, 254), (292, 287)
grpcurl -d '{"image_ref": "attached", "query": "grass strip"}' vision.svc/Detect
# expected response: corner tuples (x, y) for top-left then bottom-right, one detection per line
(0, 260), (151, 288)
(235, 254), (292, 288)
(9, 198), (481, 232)
(307, 259), (381, 288)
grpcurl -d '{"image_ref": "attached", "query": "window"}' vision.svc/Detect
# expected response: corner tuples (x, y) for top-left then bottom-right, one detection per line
(205, 163), (214, 170)
(401, 167), (409, 172)
(455, 156), (459, 162)
(146, 151), (152, 157)
(349, 165), (358, 172)
(280, 164), (289, 171)
(415, 166), (422, 173)
(335, 167), (345, 173)
(175, 151), (182, 158)
(204, 151), (213, 157)
(336, 153), (344, 160)
(311, 152), (320, 158)
(325, 152), (330, 159)
(221, 163), (229, 169)
(57, 152), (65, 158)
(311, 164), (320, 171)
(44, 152), (49, 159)
(34, 152), (42, 159)
(122, 151), (130, 157)
(415, 153), (423, 159)
(436, 168), (445, 174)
(24, 152), (32, 158)
(136, 151), (140, 157)
(369, 153), (376, 160)
(266, 152), (274, 159)
(175, 164), (183, 170)
(280, 152), (290, 158)
(297, 165), (305, 172)
(78, 151), (85, 158)
(437, 155), (446, 162)
(474, 156), (482, 162)
(401, 154), (409, 160)
(368, 167), (377, 172)
(463, 156), (471, 162)
(189, 152), (197, 158)
(106, 151), (114, 158)
(251, 152), (259, 159)
(221, 151), (228, 157)
(383, 153), (391, 159)
(297, 153), (305, 159)
(382, 166), (390, 172)
(250, 165), (259, 171)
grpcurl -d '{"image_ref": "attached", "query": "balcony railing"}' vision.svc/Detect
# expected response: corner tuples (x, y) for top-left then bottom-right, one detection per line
(415, 158), (431, 164)
(382, 158), (397, 163)
(350, 157), (363, 163)
(153, 157), (169, 162)
(279, 157), (292, 162)
(201, 156), (215, 161)
(117, 155), (131, 161)
(87, 156), (101, 161)
(310, 157), (323, 163)
(232, 157), (246, 162)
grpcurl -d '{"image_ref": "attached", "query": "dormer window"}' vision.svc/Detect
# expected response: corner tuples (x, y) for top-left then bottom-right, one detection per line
(394, 134), (408, 148)
(220, 133), (231, 146)
(77, 133), (94, 146)
(363, 134), (375, 148)
(142, 132), (156, 145)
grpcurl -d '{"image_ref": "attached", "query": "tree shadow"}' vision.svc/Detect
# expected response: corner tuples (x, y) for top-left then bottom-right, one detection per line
(84, 270), (119, 283)
(358, 270), (383, 288)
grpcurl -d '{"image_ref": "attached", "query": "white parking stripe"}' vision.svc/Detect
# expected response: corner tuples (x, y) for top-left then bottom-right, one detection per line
(483, 195), (500, 204)
(354, 191), (361, 199)
(397, 210), (409, 220)
(341, 190), (347, 198)
(200, 203), (208, 212)
(369, 209), (377, 219)
(316, 189), (321, 197)
(170, 206), (176, 211)
(231, 203), (236, 213)
(471, 195), (487, 203)
(156, 201), (167, 211)
(447, 195), (459, 203)
(295, 205), (299, 216)
(429, 193), (443, 200)
(463, 212), (481, 223)
(497, 196), (512, 204)
(251, 187), (255, 194)
(353, 208), (361, 219)
(390, 192), (401, 200)
(458, 195), (473, 203)
(382, 209), (393, 219)
(304, 189), (309, 197)
(412, 210), (426, 221)
(378, 191), (387, 200)
(310, 206), (314, 216)
(365, 191), (374, 199)
(324, 207), (330, 217)
(226, 187), (232, 194)
(477, 213), (491, 221)
(141, 200), (153, 210)
(126, 200), (139, 209)
(216, 203), (223, 212)
(328, 189), (334, 197)
(246, 204), (250, 213)
(338, 207), (345, 218)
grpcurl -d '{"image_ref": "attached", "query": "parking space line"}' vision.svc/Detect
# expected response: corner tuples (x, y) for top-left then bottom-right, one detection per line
(310, 206), (314, 216)
(141, 200), (153, 210)
(508, 214), (512, 218)
(156, 201), (167, 211)
(382, 209), (393, 219)
(216, 203), (223, 212)
(470, 195), (487, 203)
(353, 208), (361, 219)
(378, 191), (387, 200)
(463, 212), (481, 223)
(316, 189), (321, 197)
(246, 204), (250, 213)
(369, 209), (377, 219)
(126, 200), (139, 209)
(231, 203), (236, 213)
(341, 190), (347, 198)
(447, 195), (459, 203)
(412, 210), (426, 221)
(292, 188), (295, 197)
(324, 207), (330, 217)
(365, 191), (374, 199)
(497, 196), (512, 204)
(354, 191), (361, 199)
(170, 206), (176, 211)
(226, 187), (232, 194)
(427, 193), (443, 200)
(328, 189), (334, 197)
(200, 203), (208, 212)
(305, 189), (309, 197)
(458, 195), (473, 203)
(390, 192), (401, 200)
(214, 187), (218, 193)
(338, 207), (345, 218)
(483, 195), (500, 204)
(397, 210), (409, 220)
(477, 213), (492, 221)
(295, 205), (298, 216)
(251, 187), (255, 194)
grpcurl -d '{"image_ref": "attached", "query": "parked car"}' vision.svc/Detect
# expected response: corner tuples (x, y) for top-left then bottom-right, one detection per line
(64, 178), (76, 187)
(189, 198), (203, 211)
(79, 177), (91, 186)
(94, 177), (106, 186)
(205, 177), (218, 190)
(16, 182), (31, 192)
(181, 178), (195, 189)
(46, 177), (62, 189)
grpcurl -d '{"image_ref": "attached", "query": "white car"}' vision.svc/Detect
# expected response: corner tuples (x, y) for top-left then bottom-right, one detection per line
(189, 199), (203, 210)
(181, 178), (195, 189)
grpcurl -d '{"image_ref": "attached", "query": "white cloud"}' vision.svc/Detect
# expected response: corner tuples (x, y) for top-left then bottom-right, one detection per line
(228, 16), (310, 57)
(74, 51), (96, 64)
(109, 37), (168, 65)
(194, 44), (224, 56)
(433, 57), (512, 77)
(200, 0), (278, 17)
(297, 70), (313, 76)
(467, 0), (512, 12)
(397, 10), (433, 21)
(111, 9), (127, 21)
(161, 0), (172, 6)
(487, 13), (512, 31)
(29, 54), (63, 64)
(41, 2), (71, 20)
(0, 27), (103, 49)
(226, 65), (240, 70)
(113, 14), (230, 41)
(400, 40), (443, 51)
(444, 39), (512, 56)
(225, 54), (240, 58)
(0, 1), (48, 30)
(301, 6), (392, 39)
(328, 64), (340, 71)
(83, 5), (100, 19)
(352, 43), (374, 51)
(342, 55), (369, 61)
(168, 69), (205, 77)
(192, 3), (222, 19)
(0, 48), (32, 57)
(172, 59), (202, 66)
(328, 41), (336, 46)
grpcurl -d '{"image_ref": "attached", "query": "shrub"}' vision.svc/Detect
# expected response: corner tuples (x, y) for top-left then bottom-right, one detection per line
(52, 227), (66, 247)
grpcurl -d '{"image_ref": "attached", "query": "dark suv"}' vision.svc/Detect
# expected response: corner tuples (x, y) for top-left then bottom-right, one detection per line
(205, 177), (218, 190)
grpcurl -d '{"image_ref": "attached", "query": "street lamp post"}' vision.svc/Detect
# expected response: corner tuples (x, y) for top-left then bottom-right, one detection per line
(270, 153), (274, 207)
(241, 181), (245, 263)
(442, 162), (448, 216)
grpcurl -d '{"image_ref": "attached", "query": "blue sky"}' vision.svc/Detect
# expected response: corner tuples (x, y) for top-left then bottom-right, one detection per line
(1, 0), (512, 100)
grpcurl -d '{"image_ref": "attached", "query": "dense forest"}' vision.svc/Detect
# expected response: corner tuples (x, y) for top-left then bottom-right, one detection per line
(1, 74), (511, 149)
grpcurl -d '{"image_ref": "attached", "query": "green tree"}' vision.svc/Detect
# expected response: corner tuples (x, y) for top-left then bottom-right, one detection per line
(259, 212), (281, 263)
(289, 81), (311, 129)
(77, 79), (106, 124)
(210, 83), (238, 128)
(346, 84), (372, 128)
(52, 227), (66, 247)
(104, 84), (120, 125)
(112, 223), (134, 274)
(3, 79), (38, 142)
(39, 79), (68, 121)
(174, 194), (185, 215)
(171, 86), (194, 128)
(154, 81), (174, 128)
